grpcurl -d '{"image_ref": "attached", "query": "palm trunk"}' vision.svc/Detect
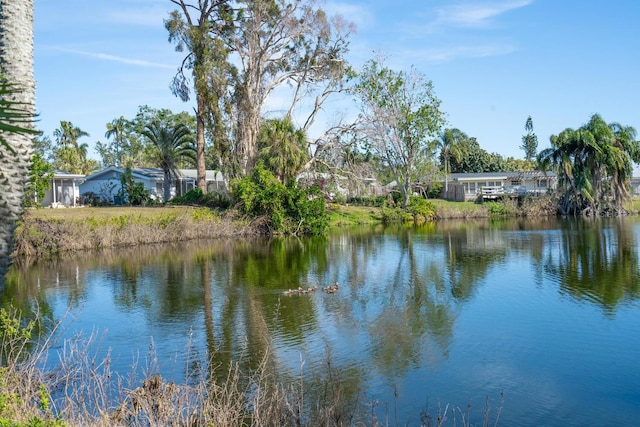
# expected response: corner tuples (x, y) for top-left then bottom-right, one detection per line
(0, 0), (35, 280)
(163, 170), (171, 203)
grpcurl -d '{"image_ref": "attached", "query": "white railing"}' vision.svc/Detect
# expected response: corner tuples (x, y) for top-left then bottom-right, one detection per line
(481, 186), (504, 199)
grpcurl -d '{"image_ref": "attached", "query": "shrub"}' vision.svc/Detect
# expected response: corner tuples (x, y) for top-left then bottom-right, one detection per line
(407, 196), (436, 223)
(169, 188), (231, 209)
(347, 195), (388, 207)
(487, 200), (516, 217)
(426, 182), (443, 199)
(232, 165), (327, 235)
(119, 168), (151, 206)
(80, 192), (103, 207)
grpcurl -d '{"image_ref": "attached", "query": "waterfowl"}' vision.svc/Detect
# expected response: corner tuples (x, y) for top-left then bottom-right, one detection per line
(323, 282), (339, 293)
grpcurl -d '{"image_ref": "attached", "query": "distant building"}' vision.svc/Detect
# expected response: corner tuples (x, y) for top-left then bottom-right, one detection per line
(445, 171), (557, 201)
(297, 171), (386, 200)
(42, 170), (85, 208)
(631, 177), (640, 197)
(80, 167), (226, 204)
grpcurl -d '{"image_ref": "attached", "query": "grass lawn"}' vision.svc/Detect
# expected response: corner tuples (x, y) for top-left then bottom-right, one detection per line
(24, 198), (493, 229)
(326, 203), (382, 227)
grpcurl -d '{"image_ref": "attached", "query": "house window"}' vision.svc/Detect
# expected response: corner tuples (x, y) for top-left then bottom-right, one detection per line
(465, 182), (477, 193)
(511, 179), (521, 186)
(539, 179), (548, 188)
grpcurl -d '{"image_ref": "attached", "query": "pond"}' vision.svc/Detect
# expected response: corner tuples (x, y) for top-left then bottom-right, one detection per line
(3, 216), (640, 426)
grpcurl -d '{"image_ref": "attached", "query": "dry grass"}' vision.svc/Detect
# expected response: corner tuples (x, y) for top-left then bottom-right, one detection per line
(13, 206), (257, 259)
(0, 308), (502, 427)
(25, 206), (198, 221)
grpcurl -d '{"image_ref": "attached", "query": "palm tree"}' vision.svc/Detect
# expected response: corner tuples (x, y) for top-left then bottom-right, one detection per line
(0, 0), (36, 280)
(105, 116), (128, 166)
(437, 128), (466, 194)
(53, 120), (89, 148)
(539, 114), (639, 215)
(258, 117), (309, 184)
(0, 77), (37, 152)
(142, 121), (196, 202)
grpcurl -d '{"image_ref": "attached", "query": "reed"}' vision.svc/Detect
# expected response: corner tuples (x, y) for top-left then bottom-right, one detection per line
(0, 308), (502, 426)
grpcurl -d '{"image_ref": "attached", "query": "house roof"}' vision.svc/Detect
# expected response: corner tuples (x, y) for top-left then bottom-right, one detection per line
(450, 171), (556, 181)
(83, 166), (224, 182)
(178, 169), (224, 181)
(52, 170), (85, 180)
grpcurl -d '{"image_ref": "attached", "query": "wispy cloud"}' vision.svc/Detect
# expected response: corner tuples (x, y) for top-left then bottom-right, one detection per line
(430, 0), (533, 30)
(57, 48), (175, 69)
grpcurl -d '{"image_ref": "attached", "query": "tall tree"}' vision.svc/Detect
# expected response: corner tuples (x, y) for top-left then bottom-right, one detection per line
(230, 0), (353, 178)
(521, 115), (538, 161)
(103, 116), (128, 166)
(0, 0), (36, 279)
(354, 58), (445, 208)
(448, 137), (506, 173)
(53, 120), (88, 148)
(166, 0), (232, 193)
(258, 117), (309, 183)
(538, 114), (640, 215)
(142, 121), (196, 202)
(51, 121), (97, 174)
(437, 128), (467, 194)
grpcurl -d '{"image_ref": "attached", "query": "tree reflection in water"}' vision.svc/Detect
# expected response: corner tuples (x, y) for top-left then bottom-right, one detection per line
(3, 216), (640, 423)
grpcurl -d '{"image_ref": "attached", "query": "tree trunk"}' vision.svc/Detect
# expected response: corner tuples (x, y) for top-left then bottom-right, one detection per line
(163, 170), (171, 203)
(0, 0), (35, 280)
(196, 92), (207, 193)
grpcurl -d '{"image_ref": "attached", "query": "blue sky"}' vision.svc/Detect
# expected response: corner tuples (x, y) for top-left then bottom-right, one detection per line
(34, 0), (640, 171)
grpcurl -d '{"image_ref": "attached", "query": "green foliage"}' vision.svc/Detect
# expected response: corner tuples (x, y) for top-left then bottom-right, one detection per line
(379, 195), (436, 224)
(24, 154), (53, 208)
(169, 188), (231, 209)
(426, 182), (443, 198)
(0, 309), (33, 344)
(0, 308), (36, 367)
(258, 117), (309, 183)
(447, 136), (507, 173)
(539, 114), (640, 215)
(233, 165), (327, 235)
(355, 56), (445, 208)
(380, 205), (408, 224)
(347, 195), (388, 207)
(0, 75), (38, 154)
(0, 370), (65, 427)
(119, 168), (151, 206)
(142, 121), (196, 202)
(407, 196), (436, 222)
(50, 121), (100, 175)
(486, 200), (516, 217)
(521, 116), (539, 161)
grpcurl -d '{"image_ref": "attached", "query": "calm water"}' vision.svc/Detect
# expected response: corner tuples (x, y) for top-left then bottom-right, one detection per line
(3, 217), (640, 426)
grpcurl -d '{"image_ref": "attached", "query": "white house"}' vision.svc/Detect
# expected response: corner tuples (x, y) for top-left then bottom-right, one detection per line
(297, 171), (385, 200)
(80, 167), (227, 204)
(42, 170), (85, 207)
(446, 171), (557, 201)
(631, 177), (640, 197)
